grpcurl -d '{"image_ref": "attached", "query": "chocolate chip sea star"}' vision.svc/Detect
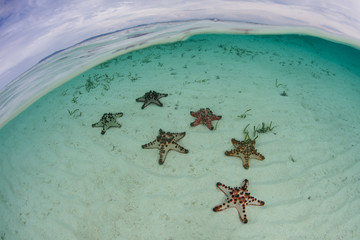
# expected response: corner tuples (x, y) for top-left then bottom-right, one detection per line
(213, 179), (265, 223)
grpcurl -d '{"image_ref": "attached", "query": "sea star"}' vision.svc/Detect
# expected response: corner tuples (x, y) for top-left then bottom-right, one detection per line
(92, 112), (123, 135)
(136, 90), (168, 109)
(142, 129), (189, 164)
(190, 108), (222, 130)
(225, 138), (265, 169)
(213, 179), (265, 223)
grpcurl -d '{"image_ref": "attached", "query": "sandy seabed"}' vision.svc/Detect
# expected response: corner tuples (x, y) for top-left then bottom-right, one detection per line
(1, 34), (360, 239)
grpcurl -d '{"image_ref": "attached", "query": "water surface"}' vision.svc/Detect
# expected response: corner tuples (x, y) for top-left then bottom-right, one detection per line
(0, 34), (360, 239)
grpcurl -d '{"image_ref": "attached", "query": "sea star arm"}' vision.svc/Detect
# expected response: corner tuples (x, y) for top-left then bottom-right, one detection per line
(204, 119), (215, 130)
(158, 93), (168, 99)
(190, 110), (200, 118)
(92, 121), (103, 128)
(142, 140), (161, 149)
(140, 100), (153, 109)
(231, 138), (242, 148)
(158, 146), (169, 164)
(101, 121), (122, 135)
(239, 154), (250, 169)
(235, 204), (248, 223)
(213, 197), (248, 223)
(215, 182), (233, 198)
(190, 118), (202, 127)
(169, 143), (189, 154)
(240, 179), (249, 190)
(246, 196), (265, 206)
(139, 98), (163, 109)
(136, 96), (145, 102)
(213, 198), (235, 212)
(107, 121), (122, 128)
(225, 150), (250, 169)
(224, 149), (243, 158)
(249, 152), (265, 161)
(171, 132), (186, 141)
(157, 143), (188, 164)
(101, 125), (110, 135)
(113, 112), (123, 118)
(92, 121), (109, 135)
(136, 95), (152, 109)
(149, 99), (163, 107)
(211, 114), (222, 121)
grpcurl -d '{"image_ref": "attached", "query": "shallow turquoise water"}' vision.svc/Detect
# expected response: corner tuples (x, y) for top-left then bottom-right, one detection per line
(0, 34), (360, 239)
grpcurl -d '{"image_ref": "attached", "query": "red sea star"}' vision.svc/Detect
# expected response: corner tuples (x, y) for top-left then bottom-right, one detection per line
(141, 129), (189, 164)
(213, 179), (265, 223)
(190, 108), (222, 130)
(225, 138), (265, 169)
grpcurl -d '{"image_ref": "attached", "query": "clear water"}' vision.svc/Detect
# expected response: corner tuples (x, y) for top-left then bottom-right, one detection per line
(0, 34), (360, 239)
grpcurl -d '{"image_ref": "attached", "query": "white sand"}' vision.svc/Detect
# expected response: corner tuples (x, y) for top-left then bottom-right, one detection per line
(1, 34), (360, 239)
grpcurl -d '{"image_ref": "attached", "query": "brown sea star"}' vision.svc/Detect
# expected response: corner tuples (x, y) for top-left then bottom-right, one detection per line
(92, 112), (123, 135)
(141, 129), (189, 164)
(213, 179), (265, 223)
(225, 138), (265, 169)
(190, 108), (222, 130)
(136, 90), (168, 109)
